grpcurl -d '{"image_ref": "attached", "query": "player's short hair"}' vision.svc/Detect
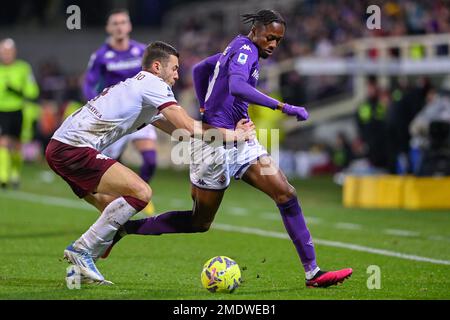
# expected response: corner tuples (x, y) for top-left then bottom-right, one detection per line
(142, 41), (179, 70)
(242, 9), (286, 28)
(0, 38), (16, 49)
(107, 8), (130, 22)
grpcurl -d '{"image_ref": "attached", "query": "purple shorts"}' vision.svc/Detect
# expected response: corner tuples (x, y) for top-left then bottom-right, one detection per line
(45, 139), (117, 198)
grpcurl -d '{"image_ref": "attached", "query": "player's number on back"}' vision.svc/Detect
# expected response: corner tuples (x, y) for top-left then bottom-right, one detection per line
(135, 73), (146, 81)
(205, 61), (220, 103)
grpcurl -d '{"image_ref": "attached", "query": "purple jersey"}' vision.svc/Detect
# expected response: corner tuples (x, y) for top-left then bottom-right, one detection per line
(203, 35), (260, 129)
(83, 39), (146, 100)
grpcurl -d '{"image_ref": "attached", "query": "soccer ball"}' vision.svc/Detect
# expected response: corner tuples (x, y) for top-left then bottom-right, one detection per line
(201, 256), (242, 293)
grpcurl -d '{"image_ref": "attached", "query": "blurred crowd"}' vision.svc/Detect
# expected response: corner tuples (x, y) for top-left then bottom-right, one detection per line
(292, 75), (450, 179)
(171, 0), (450, 99)
(2, 0), (450, 178)
(349, 75), (450, 176)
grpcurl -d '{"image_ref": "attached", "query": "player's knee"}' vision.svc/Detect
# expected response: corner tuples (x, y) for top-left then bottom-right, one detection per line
(133, 182), (152, 204)
(192, 221), (212, 233)
(274, 184), (297, 204)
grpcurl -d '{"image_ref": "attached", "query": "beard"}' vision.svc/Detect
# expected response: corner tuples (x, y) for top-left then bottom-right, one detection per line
(161, 73), (174, 87)
(258, 47), (270, 59)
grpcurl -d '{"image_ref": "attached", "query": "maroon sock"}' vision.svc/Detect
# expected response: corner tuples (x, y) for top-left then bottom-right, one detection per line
(123, 196), (148, 211)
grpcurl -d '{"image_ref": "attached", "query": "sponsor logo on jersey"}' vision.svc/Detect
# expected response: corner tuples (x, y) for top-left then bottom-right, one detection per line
(167, 86), (174, 97)
(104, 51), (116, 59)
(240, 44), (252, 52)
(131, 47), (141, 56)
(252, 69), (259, 80)
(106, 59), (142, 71)
(237, 53), (248, 65)
(86, 104), (103, 118)
(96, 154), (111, 160)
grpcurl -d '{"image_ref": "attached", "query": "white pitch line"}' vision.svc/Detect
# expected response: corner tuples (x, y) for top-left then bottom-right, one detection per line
(1, 190), (92, 211)
(228, 207), (249, 216)
(261, 212), (279, 221)
(170, 199), (190, 207)
(335, 222), (362, 230)
(213, 223), (450, 266)
(305, 216), (322, 224)
(384, 229), (420, 237)
(2, 190), (450, 266)
(428, 235), (450, 243)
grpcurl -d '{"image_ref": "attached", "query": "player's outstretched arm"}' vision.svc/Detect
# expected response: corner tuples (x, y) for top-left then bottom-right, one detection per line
(160, 104), (255, 142)
(228, 74), (309, 121)
(192, 53), (221, 107)
(151, 115), (177, 135)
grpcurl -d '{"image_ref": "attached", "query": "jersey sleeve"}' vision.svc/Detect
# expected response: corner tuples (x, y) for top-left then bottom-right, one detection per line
(22, 63), (39, 101)
(83, 52), (103, 101)
(228, 44), (258, 80)
(142, 79), (178, 111)
(192, 53), (221, 107)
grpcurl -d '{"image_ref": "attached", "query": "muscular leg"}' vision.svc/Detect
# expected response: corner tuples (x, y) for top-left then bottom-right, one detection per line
(84, 193), (119, 212)
(73, 162), (152, 253)
(82, 162), (152, 212)
(242, 156), (319, 278)
(10, 137), (23, 187)
(122, 185), (225, 235)
(0, 136), (11, 186)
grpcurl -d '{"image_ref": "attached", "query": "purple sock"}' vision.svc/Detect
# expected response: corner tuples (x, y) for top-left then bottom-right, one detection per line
(140, 150), (157, 182)
(124, 210), (195, 235)
(277, 197), (318, 272)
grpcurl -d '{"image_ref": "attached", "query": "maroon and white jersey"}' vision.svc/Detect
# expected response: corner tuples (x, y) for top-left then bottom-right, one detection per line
(52, 71), (176, 151)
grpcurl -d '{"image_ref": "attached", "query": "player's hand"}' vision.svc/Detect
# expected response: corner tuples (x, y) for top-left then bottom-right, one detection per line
(235, 119), (256, 142)
(281, 104), (309, 121)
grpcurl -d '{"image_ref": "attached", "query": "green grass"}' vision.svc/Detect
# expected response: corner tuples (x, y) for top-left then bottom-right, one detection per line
(0, 163), (449, 300)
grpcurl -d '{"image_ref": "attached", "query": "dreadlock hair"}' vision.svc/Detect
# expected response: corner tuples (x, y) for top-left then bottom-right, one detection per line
(241, 9), (286, 28)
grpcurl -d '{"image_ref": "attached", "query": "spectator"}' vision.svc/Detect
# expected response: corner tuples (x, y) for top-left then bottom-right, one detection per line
(410, 83), (450, 175)
(0, 38), (39, 188)
(332, 132), (354, 171)
(356, 76), (388, 170)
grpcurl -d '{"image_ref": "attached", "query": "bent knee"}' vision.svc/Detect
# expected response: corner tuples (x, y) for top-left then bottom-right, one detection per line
(132, 182), (152, 204)
(192, 222), (212, 233)
(274, 184), (297, 204)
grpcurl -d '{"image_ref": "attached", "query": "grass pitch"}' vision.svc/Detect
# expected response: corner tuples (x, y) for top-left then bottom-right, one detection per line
(0, 163), (449, 300)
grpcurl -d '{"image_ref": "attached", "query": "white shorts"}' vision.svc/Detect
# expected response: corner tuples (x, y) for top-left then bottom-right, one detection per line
(189, 138), (268, 190)
(102, 124), (157, 160)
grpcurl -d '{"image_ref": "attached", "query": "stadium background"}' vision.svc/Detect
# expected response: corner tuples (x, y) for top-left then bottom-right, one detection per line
(0, 0), (449, 300)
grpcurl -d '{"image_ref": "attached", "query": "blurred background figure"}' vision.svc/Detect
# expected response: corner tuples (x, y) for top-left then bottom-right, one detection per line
(356, 76), (388, 171)
(410, 81), (450, 176)
(1, 0), (450, 181)
(83, 8), (158, 214)
(386, 76), (432, 174)
(0, 38), (39, 188)
(332, 132), (353, 172)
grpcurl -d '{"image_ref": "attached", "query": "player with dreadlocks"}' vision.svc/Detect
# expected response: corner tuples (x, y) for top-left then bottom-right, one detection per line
(104, 9), (353, 288)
